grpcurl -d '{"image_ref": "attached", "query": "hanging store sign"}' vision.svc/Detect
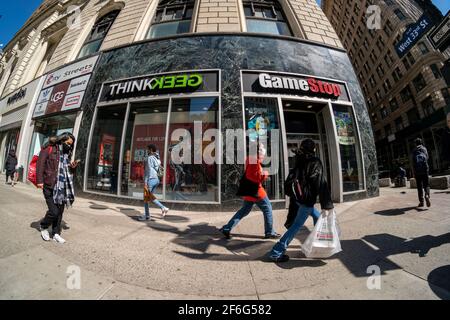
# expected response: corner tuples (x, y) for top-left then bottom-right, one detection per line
(428, 12), (450, 51)
(98, 70), (219, 103)
(395, 14), (434, 58)
(33, 56), (98, 118)
(241, 71), (350, 102)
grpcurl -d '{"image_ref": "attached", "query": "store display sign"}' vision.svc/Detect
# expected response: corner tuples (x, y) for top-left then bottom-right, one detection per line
(98, 70), (219, 102)
(242, 71), (350, 102)
(334, 111), (356, 145)
(33, 56), (98, 118)
(0, 77), (41, 115)
(395, 14), (434, 58)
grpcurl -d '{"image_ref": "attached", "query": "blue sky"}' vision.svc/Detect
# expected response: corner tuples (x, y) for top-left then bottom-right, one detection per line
(0, 0), (449, 49)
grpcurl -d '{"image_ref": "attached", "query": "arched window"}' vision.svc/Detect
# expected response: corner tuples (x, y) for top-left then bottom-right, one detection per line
(146, 0), (194, 39)
(77, 10), (120, 59)
(243, 0), (292, 36)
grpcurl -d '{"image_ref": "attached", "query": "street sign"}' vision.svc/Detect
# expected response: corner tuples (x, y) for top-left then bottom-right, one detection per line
(428, 11), (450, 51)
(395, 14), (434, 58)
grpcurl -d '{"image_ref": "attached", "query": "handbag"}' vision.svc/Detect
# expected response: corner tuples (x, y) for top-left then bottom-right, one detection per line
(236, 170), (260, 198)
(143, 186), (156, 202)
(284, 167), (304, 202)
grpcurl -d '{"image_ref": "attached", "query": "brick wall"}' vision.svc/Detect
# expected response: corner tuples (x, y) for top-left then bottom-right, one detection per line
(196, 0), (241, 32)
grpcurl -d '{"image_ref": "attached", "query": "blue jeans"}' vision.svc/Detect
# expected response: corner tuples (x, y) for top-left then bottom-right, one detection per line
(270, 204), (321, 259)
(144, 178), (165, 217)
(222, 197), (276, 236)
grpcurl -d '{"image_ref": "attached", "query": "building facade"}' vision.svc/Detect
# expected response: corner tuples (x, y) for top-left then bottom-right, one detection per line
(0, 0), (378, 210)
(322, 0), (450, 178)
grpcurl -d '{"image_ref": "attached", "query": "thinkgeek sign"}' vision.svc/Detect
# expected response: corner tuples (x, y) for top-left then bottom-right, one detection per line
(99, 70), (219, 102)
(242, 71), (350, 101)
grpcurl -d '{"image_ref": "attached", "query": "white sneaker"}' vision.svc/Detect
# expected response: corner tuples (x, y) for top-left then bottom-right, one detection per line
(162, 207), (169, 217)
(53, 234), (66, 244)
(41, 229), (50, 241)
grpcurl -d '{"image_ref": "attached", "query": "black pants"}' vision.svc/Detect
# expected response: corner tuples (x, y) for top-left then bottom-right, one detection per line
(416, 174), (430, 203)
(40, 186), (65, 235)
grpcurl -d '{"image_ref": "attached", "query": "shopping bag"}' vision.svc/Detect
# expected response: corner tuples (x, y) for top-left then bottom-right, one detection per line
(27, 155), (39, 187)
(301, 210), (342, 258)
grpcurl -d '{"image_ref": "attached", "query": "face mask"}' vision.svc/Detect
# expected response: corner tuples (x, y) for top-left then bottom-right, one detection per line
(62, 143), (72, 153)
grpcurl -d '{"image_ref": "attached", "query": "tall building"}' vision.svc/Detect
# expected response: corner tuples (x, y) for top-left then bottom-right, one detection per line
(0, 0), (378, 210)
(322, 0), (450, 177)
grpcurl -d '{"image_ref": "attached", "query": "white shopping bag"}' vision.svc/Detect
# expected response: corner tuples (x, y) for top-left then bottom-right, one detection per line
(301, 210), (342, 258)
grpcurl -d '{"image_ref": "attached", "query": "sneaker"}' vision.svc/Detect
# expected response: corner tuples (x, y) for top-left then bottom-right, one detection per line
(425, 197), (431, 207)
(41, 228), (50, 241)
(53, 234), (66, 244)
(270, 254), (290, 263)
(418, 202), (424, 208)
(137, 215), (150, 221)
(161, 207), (169, 218)
(265, 233), (281, 239)
(220, 228), (231, 239)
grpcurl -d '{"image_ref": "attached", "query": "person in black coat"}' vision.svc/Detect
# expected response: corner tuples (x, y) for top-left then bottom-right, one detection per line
(5, 149), (18, 186)
(269, 138), (334, 262)
(440, 112), (450, 168)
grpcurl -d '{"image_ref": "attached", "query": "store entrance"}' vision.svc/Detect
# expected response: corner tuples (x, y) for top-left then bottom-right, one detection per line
(281, 100), (331, 189)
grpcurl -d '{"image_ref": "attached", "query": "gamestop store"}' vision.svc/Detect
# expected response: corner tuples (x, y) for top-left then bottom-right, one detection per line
(75, 34), (378, 210)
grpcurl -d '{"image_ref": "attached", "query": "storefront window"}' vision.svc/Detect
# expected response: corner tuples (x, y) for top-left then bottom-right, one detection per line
(121, 100), (169, 198)
(244, 97), (284, 200)
(333, 104), (364, 192)
(87, 105), (126, 194)
(244, 0), (292, 36)
(165, 97), (219, 202)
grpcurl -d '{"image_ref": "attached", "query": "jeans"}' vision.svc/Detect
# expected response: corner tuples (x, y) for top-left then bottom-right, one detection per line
(270, 204), (321, 259)
(40, 186), (65, 235)
(144, 178), (164, 217)
(222, 196), (275, 236)
(416, 174), (430, 203)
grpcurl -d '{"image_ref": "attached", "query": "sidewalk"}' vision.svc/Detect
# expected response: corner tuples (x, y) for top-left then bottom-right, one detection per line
(0, 176), (449, 299)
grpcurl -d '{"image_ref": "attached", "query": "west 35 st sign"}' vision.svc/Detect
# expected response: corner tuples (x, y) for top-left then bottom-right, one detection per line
(99, 70), (219, 102)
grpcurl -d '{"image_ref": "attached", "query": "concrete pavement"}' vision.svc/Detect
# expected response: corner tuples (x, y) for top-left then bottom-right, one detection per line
(0, 175), (449, 300)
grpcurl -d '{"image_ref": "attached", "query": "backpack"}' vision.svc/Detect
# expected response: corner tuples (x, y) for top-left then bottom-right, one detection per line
(28, 146), (53, 187)
(157, 164), (164, 179)
(284, 166), (305, 202)
(414, 150), (428, 173)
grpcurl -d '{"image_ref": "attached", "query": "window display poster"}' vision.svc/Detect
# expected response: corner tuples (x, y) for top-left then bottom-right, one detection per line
(98, 134), (116, 166)
(334, 111), (356, 145)
(130, 124), (166, 182)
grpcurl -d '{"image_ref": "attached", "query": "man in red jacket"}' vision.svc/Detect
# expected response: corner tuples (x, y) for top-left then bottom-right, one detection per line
(220, 144), (280, 239)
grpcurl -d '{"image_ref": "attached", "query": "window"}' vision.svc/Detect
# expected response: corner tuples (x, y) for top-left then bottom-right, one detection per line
(413, 73), (426, 92)
(77, 11), (119, 59)
(421, 96), (434, 117)
(376, 37), (384, 52)
(370, 51), (377, 64)
(384, 124), (392, 136)
(389, 97), (399, 111)
(403, 51), (415, 69)
(385, 19), (394, 36)
(407, 107), (420, 124)
(418, 42), (429, 54)
(392, 66), (402, 82)
(384, 50), (394, 66)
(244, 97), (284, 200)
(400, 85), (412, 103)
(369, 75), (376, 87)
(363, 39), (369, 50)
(244, 0), (292, 36)
(376, 64), (385, 78)
(375, 89), (382, 101)
(442, 88), (450, 106)
(333, 104), (364, 192)
(383, 79), (392, 93)
(146, 0), (194, 39)
(395, 117), (404, 131)
(385, 0), (394, 5)
(430, 64), (441, 79)
(394, 9), (406, 21)
(371, 112), (378, 124)
(380, 105), (389, 119)
(87, 97), (220, 202)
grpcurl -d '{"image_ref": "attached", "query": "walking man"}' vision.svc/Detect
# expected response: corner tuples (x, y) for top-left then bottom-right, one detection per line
(412, 138), (431, 208)
(220, 143), (280, 240)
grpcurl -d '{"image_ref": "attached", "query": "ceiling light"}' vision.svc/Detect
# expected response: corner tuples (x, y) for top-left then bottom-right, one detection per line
(113, 113), (119, 116)
(177, 108), (183, 111)
(285, 103), (292, 107)
(154, 109), (159, 113)
(307, 105), (313, 109)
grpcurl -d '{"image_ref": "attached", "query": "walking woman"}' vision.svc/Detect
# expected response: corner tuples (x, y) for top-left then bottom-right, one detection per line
(138, 144), (169, 221)
(36, 133), (78, 243)
(5, 149), (18, 186)
(220, 143), (280, 239)
(269, 139), (334, 262)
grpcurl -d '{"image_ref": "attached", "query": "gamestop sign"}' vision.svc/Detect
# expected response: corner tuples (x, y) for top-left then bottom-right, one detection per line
(242, 71), (350, 102)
